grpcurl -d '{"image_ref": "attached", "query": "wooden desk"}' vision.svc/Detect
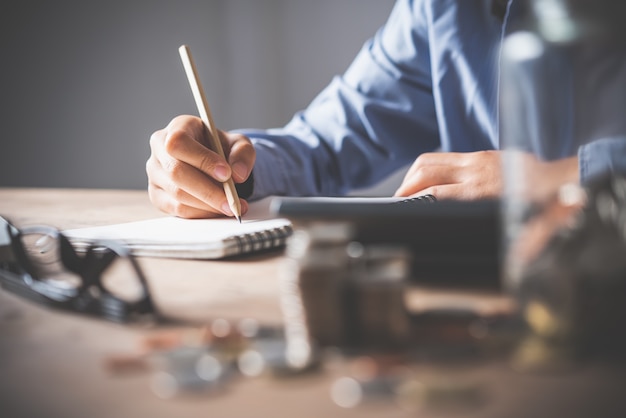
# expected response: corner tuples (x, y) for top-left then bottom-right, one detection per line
(1, 188), (625, 418)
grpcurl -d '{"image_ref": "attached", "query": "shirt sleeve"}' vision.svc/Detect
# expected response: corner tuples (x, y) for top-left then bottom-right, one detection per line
(237, 0), (441, 200)
(578, 136), (626, 184)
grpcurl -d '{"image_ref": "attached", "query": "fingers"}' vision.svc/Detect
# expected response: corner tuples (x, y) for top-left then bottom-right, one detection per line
(146, 115), (255, 218)
(146, 149), (225, 214)
(220, 131), (256, 183)
(162, 117), (232, 182)
(148, 184), (220, 219)
(394, 151), (503, 200)
(395, 163), (460, 197)
(405, 183), (477, 200)
(147, 152), (251, 218)
(148, 181), (249, 219)
(161, 117), (256, 183)
(395, 152), (465, 196)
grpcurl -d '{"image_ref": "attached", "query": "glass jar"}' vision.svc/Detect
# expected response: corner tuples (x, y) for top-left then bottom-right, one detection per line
(500, 0), (626, 345)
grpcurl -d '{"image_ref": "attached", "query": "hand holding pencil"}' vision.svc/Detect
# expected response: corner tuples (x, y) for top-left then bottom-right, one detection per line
(145, 46), (256, 220)
(178, 44), (242, 222)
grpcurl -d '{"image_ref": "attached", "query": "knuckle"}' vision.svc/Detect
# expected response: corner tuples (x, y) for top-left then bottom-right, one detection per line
(163, 130), (186, 155)
(198, 188), (226, 213)
(408, 155), (428, 175)
(225, 133), (255, 166)
(147, 185), (172, 215)
(233, 139), (255, 157)
(475, 150), (489, 161)
(149, 130), (163, 148)
(171, 186), (186, 201)
(198, 152), (217, 174)
(146, 156), (161, 176)
(413, 166), (428, 182)
(163, 159), (184, 180)
(476, 150), (497, 162)
(170, 115), (188, 125)
(174, 114), (202, 128)
(197, 188), (220, 207)
(229, 132), (251, 146)
(414, 153), (430, 165)
(170, 201), (188, 218)
(145, 157), (153, 175)
(147, 183), (158, 202)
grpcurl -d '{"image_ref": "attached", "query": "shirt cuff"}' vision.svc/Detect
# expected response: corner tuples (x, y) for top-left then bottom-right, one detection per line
(244, 138), (289, 201)
(578, 136), (626, 184)
(235, 170), (254, 200)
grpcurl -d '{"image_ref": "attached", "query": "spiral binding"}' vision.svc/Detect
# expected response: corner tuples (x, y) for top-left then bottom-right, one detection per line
(392, 194), (437, 204)
(233, 225), (293, 255)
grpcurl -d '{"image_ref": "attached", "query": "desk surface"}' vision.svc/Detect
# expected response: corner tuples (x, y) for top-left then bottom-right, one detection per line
(1, 188), (625, 418)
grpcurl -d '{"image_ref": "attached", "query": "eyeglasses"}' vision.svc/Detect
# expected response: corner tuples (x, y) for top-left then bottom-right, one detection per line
(0, 215), (160, 323)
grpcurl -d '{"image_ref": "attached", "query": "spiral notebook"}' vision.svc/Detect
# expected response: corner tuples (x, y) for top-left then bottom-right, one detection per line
(63, 195), (435, 260)
(64, 216), (293, 260)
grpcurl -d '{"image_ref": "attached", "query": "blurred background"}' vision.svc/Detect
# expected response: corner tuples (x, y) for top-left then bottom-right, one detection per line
(0, 0), (397, 191)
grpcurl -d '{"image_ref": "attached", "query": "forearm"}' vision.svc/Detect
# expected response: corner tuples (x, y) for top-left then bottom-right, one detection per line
(236, 0), (441, 200)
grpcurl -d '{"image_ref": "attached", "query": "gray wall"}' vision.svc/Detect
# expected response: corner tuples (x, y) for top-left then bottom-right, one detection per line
(0, 0), (396, 190)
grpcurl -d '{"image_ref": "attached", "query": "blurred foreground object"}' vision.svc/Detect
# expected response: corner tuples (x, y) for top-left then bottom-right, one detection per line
(513, 175), (626, 366)
(500, 0), (626, 366)
(501, 0), (626, 290)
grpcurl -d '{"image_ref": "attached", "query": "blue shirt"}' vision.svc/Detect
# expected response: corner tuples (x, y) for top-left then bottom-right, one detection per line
(240, 0), (626, 200)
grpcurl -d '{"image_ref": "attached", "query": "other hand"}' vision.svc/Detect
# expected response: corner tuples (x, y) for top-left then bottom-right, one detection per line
(395, 151), (504, 200)
(394, 151), (579, 202)
(146, 115), (255, 218)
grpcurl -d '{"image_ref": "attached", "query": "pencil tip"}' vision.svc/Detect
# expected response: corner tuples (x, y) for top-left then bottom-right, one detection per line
(236, 215), (242, 223)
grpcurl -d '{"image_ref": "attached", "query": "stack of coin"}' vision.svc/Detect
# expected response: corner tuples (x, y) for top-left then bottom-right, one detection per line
(281, 220), (417, 351)
(280, 222), (353, 364)
(347, 244), (412, 348)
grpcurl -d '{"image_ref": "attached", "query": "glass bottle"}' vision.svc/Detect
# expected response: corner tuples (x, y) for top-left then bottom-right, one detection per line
(500, 0), (626, 348)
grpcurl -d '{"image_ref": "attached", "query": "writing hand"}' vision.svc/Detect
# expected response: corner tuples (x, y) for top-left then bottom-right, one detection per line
(146, 115), (255, 218)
